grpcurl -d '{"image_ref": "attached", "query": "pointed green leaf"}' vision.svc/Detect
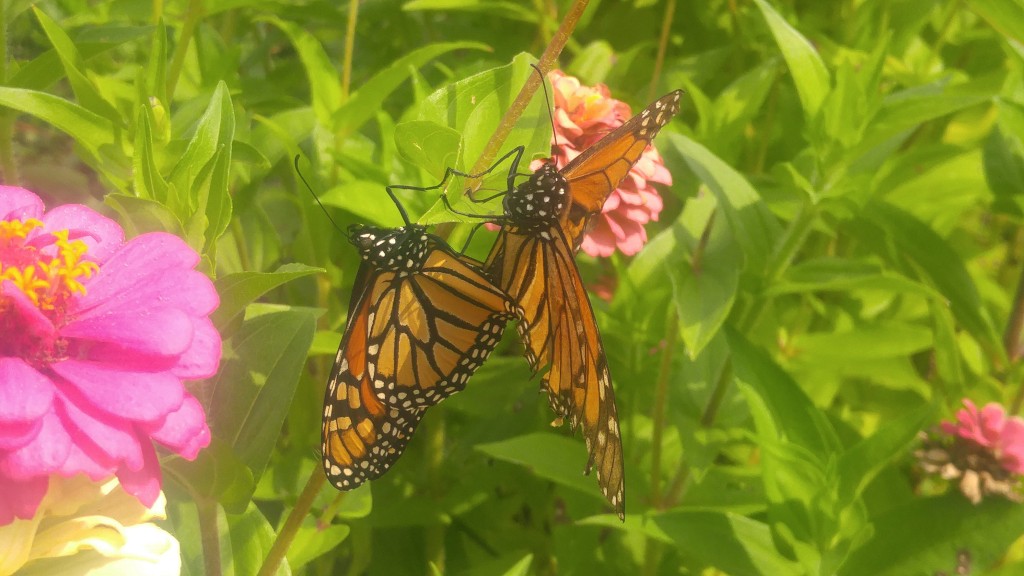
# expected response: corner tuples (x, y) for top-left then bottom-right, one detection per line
(753, 0), (831, 119)
(212, 263), (323, 329)
(655, 510), (801, 576)
(666, 133), (782, 273)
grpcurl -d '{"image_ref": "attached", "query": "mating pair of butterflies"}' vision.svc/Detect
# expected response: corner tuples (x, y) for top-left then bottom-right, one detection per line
(320, 88), (683, 519)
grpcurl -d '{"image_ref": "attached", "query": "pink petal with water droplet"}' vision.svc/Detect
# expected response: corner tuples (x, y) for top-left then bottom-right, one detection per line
(51, 360), (183, 423)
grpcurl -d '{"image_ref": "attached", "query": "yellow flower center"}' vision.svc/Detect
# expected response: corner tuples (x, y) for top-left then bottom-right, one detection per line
(0, 218), (98, 314)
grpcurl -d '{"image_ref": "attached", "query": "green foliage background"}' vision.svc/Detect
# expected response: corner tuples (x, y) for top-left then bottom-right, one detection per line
(4, 0), (1024, 574)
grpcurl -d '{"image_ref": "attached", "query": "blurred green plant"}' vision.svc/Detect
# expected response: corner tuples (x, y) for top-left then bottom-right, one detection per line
(4, 0), (1024, 574)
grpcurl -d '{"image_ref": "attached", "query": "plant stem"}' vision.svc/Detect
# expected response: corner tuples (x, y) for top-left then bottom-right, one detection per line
(424, 412), (447, 572)
(341, 0), (359, 101)
(166, 0), (204, 100)
(1003, 251), (1024, 364)
(197, 498), (222, 576)
(648, 310), (679, 508)
(466, 0), (588, 177)
(258, 470), (326, 576)
(435, 0), (587, 240)
(647, 0), (676, 102)
(0, 0), (16, 185)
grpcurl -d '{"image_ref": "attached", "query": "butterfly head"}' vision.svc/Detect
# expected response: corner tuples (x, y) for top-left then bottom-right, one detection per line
(348, 223), (432, 272)
(504, 162), (567, 226)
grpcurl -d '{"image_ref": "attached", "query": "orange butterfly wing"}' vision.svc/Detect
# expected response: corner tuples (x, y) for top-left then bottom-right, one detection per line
(558, 90), (683, 250)
(322, 227), (512, 491)
(322, 277), (426, 490)
(486, 223), (625, 516)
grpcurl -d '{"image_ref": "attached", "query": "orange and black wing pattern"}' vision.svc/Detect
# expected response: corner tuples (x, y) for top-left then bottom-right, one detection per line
(485, 164), (625, 518)
(558, 90), (683, 250)
(322, 224), (512, 491)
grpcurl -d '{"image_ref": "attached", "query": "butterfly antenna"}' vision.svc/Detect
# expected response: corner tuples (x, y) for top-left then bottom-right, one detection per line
(530, 63), (560, 150)
(294, 155), (346, 236)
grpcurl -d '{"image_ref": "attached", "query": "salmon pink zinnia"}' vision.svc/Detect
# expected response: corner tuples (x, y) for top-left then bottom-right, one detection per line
(538, 70), (672, 258)
(0, 186), (220, 525)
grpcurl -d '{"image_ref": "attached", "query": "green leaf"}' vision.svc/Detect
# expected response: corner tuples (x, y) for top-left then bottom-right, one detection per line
(132, 104), (170, 202)
(858, 201), (1002, 361)
(770, 257), (941, 298)
(333, 41), (490, 138)
(967, 0), (1024, 44)
(163, 438), (255, 511)
(319, 180), (408, 228)
(654, 510), (801, 576)
(839, 494), (1024, 576)
(475, 432), (603, 502)
(985, 100), (1024, 216)
(668, 195), (739, 358)
(212, 263), (323, 329)
(402, 0), (538, 22)
(394, 120), (463, 181)
(412, 53), (551, 187)
(728, 327), (842, 456)
(207, 306), (316, 508)
(753, 0), (831, 119)
(226, 503), (289, 576)
(168, 82), (235, 250)
(836, 402), (933, 506)
(856, 74), (1001, 156)
(261, 16), (341, 126)
(0, 87), (114, 160)
(32, 7), (123, 124)
(285, 513), (351, 570)
(105, 193), (185, 237)
(790, 324), (934, 362)
(666, 133), (782, 273)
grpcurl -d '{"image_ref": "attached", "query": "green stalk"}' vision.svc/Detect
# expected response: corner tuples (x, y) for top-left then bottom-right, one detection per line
(197, 498), (222, 576)
(647, 0), (676, 102)
(424, 413), (447, 572)
(341, 0), (359, 101)
(258, 470), (327, 576)
(166, 0), (204, 99)
(648, 311), (679, 507)
(0, 0), (16, 185)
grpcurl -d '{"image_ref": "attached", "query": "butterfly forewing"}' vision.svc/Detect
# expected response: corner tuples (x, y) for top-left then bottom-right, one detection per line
(559, 89), (683, 249)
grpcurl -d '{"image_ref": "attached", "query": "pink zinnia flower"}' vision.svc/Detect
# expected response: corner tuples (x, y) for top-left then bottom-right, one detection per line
(941, 399), (1024, 475)
(538, 69), (672, 258)
(916, 399), (1024, 504)
(0, 186), (220, 525)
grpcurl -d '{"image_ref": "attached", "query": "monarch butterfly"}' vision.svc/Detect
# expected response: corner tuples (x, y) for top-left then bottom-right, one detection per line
(482, 89), (683, 518)
(320, 187), (514, 491)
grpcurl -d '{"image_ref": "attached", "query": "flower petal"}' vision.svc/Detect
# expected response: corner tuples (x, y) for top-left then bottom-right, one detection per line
(146, 393), (210, 460)
(57, 388), (144, 472)
(62, 308), (194, 357)
(0, 410), (71, 480)
(50, 360), (184, 423)
(0, 475), (47, 525)
(78, 269), (218, 318)
(0, 186), (44, 221)
(116, 441), (161, 508)
(170, 317), (222, 380)
(71, 233), (200, 314)
(39, 204), (124, 264)
(0, 359), (54, 423)
(1, 280), (58, 340)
